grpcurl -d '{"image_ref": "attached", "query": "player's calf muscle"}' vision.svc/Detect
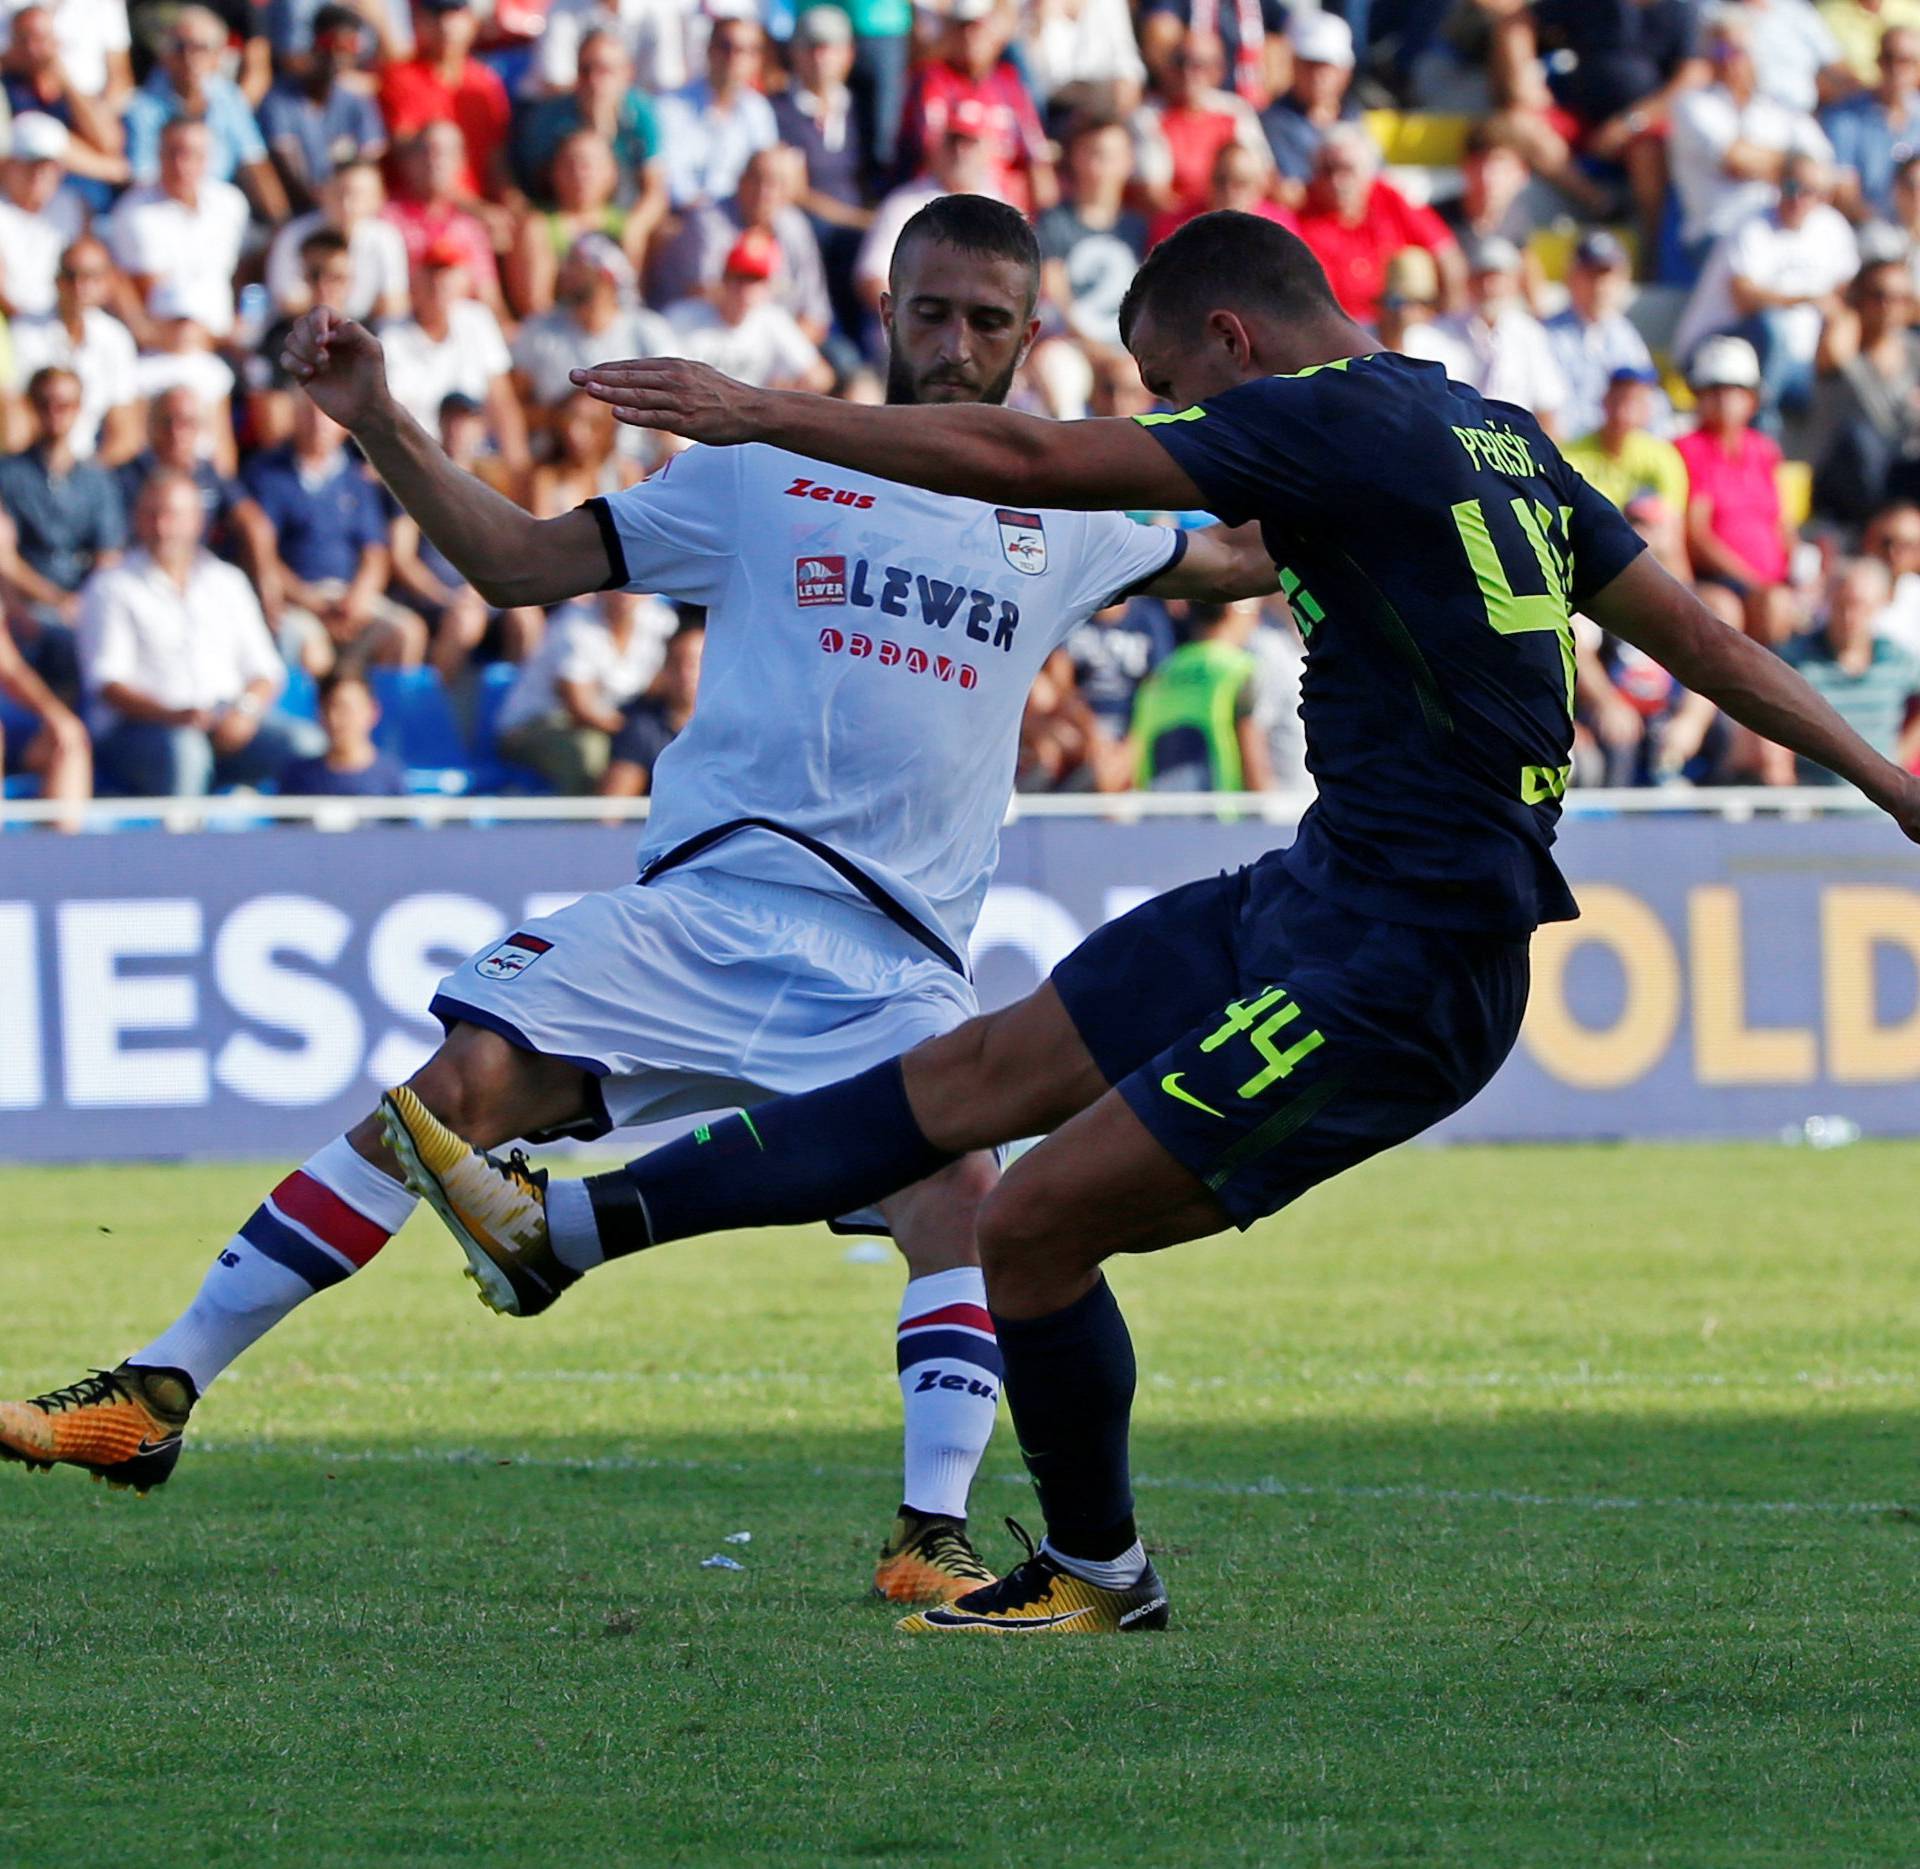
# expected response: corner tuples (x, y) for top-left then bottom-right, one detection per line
(354, 1026), (589, 1166)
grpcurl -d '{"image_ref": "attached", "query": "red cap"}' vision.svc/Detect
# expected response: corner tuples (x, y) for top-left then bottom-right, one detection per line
(422, 235), (468, 271)
(723, 228), (780, 281)
(946, 97), (991, 140)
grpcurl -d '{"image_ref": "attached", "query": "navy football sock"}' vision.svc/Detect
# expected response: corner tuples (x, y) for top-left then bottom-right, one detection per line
(994, 1277), (1138, 1562)
(577, 1060), (955, 1259)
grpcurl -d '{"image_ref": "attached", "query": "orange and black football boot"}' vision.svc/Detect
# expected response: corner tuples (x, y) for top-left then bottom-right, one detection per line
(0, 1363), (196, 1494)
(872, 1509), (997, 1604)
(896, 1520), (1170, 1635)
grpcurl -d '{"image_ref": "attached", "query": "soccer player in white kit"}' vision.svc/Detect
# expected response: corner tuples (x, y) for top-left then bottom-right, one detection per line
(0, 197), (1277, 1603)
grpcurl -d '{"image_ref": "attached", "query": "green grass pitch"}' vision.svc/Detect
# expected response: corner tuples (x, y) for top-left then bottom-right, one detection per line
(4, 1144), (1919, 1867)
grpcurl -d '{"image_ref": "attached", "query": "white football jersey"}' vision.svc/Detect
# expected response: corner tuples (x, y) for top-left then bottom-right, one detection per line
(593, 442), (1183, 963)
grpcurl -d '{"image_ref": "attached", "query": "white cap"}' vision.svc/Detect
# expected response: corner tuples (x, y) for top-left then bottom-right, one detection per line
(949, 0), (997, 22)
(1467, 232), (1522, 275)
(9, 113), (70, 164)
(793, 3), (852, 43)
(1689, 333), (1761, 390)
(1290, 10), (1354, 68)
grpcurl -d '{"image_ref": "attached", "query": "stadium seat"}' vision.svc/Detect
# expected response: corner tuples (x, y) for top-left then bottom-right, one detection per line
(279, 662), (319, 723)
(369, 667), (468, 771)
(1362, 110), (1472, 168)
(466, 660), (552, 795)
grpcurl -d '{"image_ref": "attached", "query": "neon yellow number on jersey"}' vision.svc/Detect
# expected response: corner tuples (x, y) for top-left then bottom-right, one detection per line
(1450, 496), (1577, 718)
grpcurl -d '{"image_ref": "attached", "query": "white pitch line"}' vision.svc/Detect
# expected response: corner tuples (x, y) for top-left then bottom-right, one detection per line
(185, 1439), (1915, 1520)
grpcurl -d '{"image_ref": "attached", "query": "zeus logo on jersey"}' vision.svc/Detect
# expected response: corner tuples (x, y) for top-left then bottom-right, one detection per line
(795, 557), (1022, 650)
(818, 628), (980, 688)
(784, 475), (876, 509)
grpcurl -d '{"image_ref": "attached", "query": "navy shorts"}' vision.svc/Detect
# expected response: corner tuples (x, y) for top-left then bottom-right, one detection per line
(1051, 856), (1530, 1228)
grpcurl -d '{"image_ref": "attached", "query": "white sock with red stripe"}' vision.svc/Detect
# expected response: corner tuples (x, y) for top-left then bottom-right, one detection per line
(129, 1136), (417, 1395)
(895, 1267), (1001, 1520)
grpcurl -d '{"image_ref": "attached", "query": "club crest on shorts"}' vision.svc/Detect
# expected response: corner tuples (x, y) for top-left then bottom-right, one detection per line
(794, 554), (848, 606)
(995, 509), (1047, 576)
(475, 932), (552, 981)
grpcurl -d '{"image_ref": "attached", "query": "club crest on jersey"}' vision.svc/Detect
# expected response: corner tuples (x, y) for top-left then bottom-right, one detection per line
(475, 932), (552, 981)
(795, 555), (847, 606)
(995, 509), (1047, 576)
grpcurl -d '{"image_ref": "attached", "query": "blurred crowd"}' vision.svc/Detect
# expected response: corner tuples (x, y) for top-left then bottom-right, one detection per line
(1, 0), (1919, 822)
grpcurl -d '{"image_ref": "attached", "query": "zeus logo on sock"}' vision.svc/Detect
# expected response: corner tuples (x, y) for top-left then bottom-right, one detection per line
(913, 1367), (998, 1401)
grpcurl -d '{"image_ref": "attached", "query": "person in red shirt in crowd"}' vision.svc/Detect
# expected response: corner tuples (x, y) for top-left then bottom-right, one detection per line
(1674, 334), (1802, 645)
(1133, 29), (1271, 244)
(379, 0), (512, 205)
(383, 120), (512, 328)
(1158, 137), (1296, 243)
(1293, 122), (1464, 325)
(893, 0), (1054, 216)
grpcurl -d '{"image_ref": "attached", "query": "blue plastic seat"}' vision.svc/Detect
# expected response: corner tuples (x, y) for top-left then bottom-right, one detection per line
(368, 667), (468, 772)
(466, 660), (551, 794)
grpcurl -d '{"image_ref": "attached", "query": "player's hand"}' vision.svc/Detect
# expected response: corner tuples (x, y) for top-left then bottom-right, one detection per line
(280, 307), (393, 433)
(569, 357), (768, 445)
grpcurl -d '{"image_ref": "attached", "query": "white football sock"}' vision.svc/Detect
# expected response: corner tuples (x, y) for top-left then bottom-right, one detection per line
(1041, 1537), (1149, 1590)
(546, 1178), (606, 1273)
(895, 1266), (1000, 1520)
(130, 1135), (417, 1394)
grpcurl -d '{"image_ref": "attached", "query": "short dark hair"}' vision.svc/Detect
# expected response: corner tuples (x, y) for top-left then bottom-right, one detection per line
(300, 227), (351, 266)
(318, 665), (374, 704)
(889, 192), (1040, 306)
(1119, 210), (1342, 347)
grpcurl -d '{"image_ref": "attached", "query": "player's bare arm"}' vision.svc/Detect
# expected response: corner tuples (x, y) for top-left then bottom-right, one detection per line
(1587, 552), (1920, 841)
(571, 357), (1208, 514)
(1147, 521), (1279, 600)
(283, 308), (610, 608)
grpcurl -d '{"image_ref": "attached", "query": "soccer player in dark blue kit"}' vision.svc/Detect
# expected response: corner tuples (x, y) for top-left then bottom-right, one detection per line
(390, 211), (1920, 1635)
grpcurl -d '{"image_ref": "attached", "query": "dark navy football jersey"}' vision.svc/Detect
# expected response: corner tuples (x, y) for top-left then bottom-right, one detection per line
(1139, 352), (1647, 935)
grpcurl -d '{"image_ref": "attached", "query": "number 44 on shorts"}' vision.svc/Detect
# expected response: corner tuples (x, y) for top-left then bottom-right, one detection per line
(1200, 986), (1325, 1100)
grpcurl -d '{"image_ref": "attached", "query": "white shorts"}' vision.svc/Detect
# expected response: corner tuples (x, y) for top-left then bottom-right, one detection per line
(429, 865), (978, 1151)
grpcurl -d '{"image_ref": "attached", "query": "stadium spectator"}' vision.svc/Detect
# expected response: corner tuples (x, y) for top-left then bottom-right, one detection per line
(386, 392), (542, 681)
(856, 101), (1008, 317)
(664, 230), (834, 391)
(654, 14), (778, 212)
(1430, 234), (1568, 432)
(512, 232), (672, 413)
(1771, 554), (1920, 779)
(243, 395), (426, 671)
(1039, 113), (1149, 356)
(1822, 23), (1920, 219)
(1016, 644), (1100, 789)
(1438, 118), (1554, 264)
(514, 27), (665, 246)
(377, 0), (511, 205)
(0, 113), (85, 319)
(1023, 0), (1148, 114)
(78, 471), (314, 796)
(1294, 123), (1462, 324)
(1674, 149), (1858, 423)
(1676, 334), (1802, 642)
(1062, 591), (1172, 761)
(1129, 598), (1272, 791)
(123, 6), (288, 220)
(1260, 9), (1360, 202)
(384, 121), (506, 320)
(6, 233), (139, 463)
(775, 8), (870, 227)
(837, 0), (911, 178)
(1811, 254), (1920, 523)
(105, 116), (249, 337)
(510, 128), (649, 316)
(1248, 594), (1307, 792)
(1137, 0), (1286, 106)
(1131, 28), (1268, 242)
(0, 578), (90, 826)
(1724, 0), (1849, 116)
(0, 5), (129, 185)
(117, 384), (269, 578)
(0, 363), (124, 692)
(1376, 244), (1458, 362)
(259, 4), (388, 212)
(279, 667), (409, 795)
(380, 242), (528, 470)
(1670, 12), (1833, 268)
(1864, 497), (1920, 655)
(1545, 231), (1664, 439)
(266, 168), (410, 323)
(495, 586), (678, 793)
(603, 610), (701, 797)
(0, 0), (131, 126)
(1821, 0), (1920, 87)
(529, 391), (640, 519)
(1566, 366), (1692, 531)
(131, 286), (240, 469)
(896, 0), (1054, 216)
(532, 0), (696, 99)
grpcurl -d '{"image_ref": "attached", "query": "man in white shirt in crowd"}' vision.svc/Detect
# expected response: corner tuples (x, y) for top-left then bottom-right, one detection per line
(78, 470), (319, 795)
(1727, 0), (1850, 115)
(6, 232), (140, 462)
(654, 11), (777, 210)
(1671, 11), (1834, 270)
(380, 240), (529, 473)
(1674, 148), (1858, 421)
(0, 113), (86, 319)
(1544, 231), (1666, 441)
(1431, 234), (1569, 435)
(856, 100), (1008, 320)
(0, 0), (133, 116)
(511, 232), (674, 411)
(265, 158), (411, 324)
(104, 116), (249, 337)
(665, 228), (833, 391)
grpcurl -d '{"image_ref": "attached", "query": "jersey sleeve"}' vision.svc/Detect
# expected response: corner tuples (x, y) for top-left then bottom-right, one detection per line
(1134, 374), (1327, 528)
(1060, 512), (1186, 626)
(1560, 456), (1649, 607)
(586, 446), (741, 606)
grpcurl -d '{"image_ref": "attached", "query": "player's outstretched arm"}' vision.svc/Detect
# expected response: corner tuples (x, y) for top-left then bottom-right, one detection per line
(1588, 553), (1920, 839)
(282, 309), (612, 608)
(1145, 521), (1280, 601)
(570, 357), (1206, 513)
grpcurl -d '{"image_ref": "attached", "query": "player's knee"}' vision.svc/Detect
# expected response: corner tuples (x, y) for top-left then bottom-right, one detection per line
(974, 1176), (1076, 1283)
